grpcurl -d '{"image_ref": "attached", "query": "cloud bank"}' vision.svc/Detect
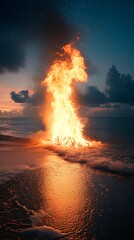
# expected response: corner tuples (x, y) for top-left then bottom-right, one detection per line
(79, 65), (134, 107)
(10, 65), (134, 117)
(106, 65), (134, 104)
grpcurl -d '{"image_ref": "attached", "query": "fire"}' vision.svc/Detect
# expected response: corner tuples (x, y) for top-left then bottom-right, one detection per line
(41, 43), (91, 147)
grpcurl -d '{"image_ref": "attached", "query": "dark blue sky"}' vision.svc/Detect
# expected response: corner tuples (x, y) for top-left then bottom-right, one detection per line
(57, 0), (134, 89)
(0, 0), (134, 117)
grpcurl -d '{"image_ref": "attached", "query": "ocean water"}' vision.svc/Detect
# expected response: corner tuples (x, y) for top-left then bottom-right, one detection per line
(0, 117), (43, 137)
(0, 117), (134, 143)
(0, 117), (134, 239)
(0, 117), (134, 169)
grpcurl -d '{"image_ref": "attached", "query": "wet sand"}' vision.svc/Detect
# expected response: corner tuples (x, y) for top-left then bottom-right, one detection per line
(0, 144), (134, 240)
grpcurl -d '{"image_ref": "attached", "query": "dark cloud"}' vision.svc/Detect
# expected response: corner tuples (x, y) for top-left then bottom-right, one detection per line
(10, 88), (44, 106)
(0, 1), (77, 74)
(78, 65), (134, 109)
(0, 32), (25, 73)
(10, 88), (44, 117)
(44, 7), (76, 51)
(106, 65), (134, 104)
(10, 90), (30, 103)
(79, 86), (107, 106)
(0, 0), (31, 73)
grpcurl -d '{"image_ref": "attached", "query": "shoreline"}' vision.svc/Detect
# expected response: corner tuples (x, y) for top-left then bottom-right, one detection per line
(0, 134), (134, 240)
(0, 146), (134, 239)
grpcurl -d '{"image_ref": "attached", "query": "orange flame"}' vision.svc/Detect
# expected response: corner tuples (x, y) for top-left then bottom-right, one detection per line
(41, 43), (91, 147)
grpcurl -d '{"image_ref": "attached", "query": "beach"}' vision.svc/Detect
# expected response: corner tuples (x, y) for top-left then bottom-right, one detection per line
(0, 117), (134, 239)
(0, 143), (134, 239)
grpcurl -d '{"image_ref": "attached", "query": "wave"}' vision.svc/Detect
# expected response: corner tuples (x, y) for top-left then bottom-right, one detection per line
(0, 133), (134, 181)
(44, 144), (134, 177)
(14, 201), (66, 239)
(0, 134), (30, 143)
(19, 225), (66, 239)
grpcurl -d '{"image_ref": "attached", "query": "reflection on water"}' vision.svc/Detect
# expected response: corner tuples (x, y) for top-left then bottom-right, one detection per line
(1, 150), (134, 240)
(36, 153), (134, 240)
(40, 154), (94, 239)
(0, 117), (134, 239)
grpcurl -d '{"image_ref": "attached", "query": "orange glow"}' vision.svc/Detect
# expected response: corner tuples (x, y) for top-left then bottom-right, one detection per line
(41, 154), (91, 228)
(0, 72), (33, 115)
(41, 43), (94, 147)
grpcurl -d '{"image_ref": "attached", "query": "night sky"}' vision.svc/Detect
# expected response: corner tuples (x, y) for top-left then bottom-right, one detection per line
(0, 0), (134, 117)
